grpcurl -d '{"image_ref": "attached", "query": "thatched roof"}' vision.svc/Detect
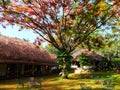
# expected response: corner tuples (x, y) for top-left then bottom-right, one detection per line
(72, 49), (103, 61)
(72, 49), (94, 59)
(0, 35), (57, 65)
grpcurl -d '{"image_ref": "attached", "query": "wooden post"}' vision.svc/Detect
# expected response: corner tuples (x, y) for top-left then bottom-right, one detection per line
(21, 64), (24, 76)
(32, 64), (35, 76)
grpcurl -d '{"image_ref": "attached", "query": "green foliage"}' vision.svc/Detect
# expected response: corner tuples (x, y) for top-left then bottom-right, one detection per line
(78, 53), (92, 66)
(112, 58), (120, 69)
(81, 30), (109, 51)
(72, 1), (79, 9)
(45, 45), (58, 55)
(45, 45), (74, 71)
(0, 0), (10, 6)
(111, 75), (120, 85)
(98, 33), (120, 60)
(56, 49), (73, 69)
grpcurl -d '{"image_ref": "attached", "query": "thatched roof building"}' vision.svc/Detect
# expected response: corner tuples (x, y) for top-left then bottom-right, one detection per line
(0, 35), (57, 65)
(72, 49), (103, 61)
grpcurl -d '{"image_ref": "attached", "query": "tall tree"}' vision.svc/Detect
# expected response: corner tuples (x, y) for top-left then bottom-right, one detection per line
(0, 0), (119, 77)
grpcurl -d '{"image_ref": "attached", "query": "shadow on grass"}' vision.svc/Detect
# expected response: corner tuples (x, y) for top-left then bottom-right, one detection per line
(92, 88), (106, 90)
(0, 74), (120, 90)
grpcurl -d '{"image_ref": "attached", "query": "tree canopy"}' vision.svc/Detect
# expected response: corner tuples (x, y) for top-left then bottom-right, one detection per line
(0, 0), (120, 75)
(0, 0), (119, 51)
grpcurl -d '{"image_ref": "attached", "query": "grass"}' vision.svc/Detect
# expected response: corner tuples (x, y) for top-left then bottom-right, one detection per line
(0, 72), (120, 90)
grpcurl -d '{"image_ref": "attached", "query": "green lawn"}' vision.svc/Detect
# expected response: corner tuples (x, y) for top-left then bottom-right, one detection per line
(0, 72), (120, 90)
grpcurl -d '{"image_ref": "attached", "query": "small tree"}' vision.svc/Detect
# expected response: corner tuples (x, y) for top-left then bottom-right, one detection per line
(0, 0), (119, 77)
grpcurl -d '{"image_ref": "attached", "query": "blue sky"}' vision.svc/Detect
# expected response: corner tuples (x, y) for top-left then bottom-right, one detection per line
(0, 25), (48, 48)
(0, 25), (49, 47)
(0, 25), (48, 47)
(0, 25), (38, 42)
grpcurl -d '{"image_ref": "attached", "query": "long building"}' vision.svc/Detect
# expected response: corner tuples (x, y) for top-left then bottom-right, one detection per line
(0, 35), (58, 79)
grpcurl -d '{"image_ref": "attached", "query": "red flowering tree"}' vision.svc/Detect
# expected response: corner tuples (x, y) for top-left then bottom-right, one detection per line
(0, 0), (119, 77)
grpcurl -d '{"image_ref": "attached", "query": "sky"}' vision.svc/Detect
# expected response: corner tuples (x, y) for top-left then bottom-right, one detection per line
(0, 25), (47, 47)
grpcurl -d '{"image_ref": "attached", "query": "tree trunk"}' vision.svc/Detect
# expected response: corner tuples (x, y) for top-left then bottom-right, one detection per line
(61, 66), (66, 78)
